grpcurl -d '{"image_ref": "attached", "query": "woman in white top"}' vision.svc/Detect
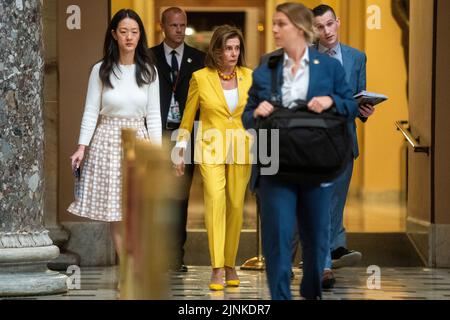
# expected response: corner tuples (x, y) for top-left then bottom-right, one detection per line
(174, 25), (253, 291)
(68, 9), (162, 257)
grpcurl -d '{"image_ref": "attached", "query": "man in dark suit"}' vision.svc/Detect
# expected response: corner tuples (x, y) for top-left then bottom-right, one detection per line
(312, 4), (375, 285)
(150, 7), (205, 272)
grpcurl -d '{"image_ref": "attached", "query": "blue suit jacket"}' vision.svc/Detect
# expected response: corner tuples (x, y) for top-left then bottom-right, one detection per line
(259, 45), (367, 158)
(242, 48), (358, 191)
(341, 44), (366, 97)
(340, 44), (367, 159)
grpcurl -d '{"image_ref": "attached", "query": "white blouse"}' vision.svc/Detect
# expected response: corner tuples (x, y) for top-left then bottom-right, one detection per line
(282, 48), (310, 108)
(223, 88), (239, 113)
(78, 62), (162, 146)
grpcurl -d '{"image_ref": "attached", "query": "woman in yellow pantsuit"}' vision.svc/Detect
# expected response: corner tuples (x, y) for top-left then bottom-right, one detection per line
(175, 25), (252, 291)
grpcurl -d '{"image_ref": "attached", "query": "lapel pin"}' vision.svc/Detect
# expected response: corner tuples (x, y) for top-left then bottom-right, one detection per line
(187, 58), (192, 63)
(313, 59), (320, 65)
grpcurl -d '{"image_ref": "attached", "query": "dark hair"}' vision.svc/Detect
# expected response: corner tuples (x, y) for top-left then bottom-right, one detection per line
(161, 7), (186, 24)
(99, 9), (156, 88)
(204, 25), (246, 70)
(312, 4), (337, 19)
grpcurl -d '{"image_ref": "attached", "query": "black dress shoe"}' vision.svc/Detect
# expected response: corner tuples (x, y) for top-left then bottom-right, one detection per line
(179, 264), (188, 272)
(331, 247), (362, 269)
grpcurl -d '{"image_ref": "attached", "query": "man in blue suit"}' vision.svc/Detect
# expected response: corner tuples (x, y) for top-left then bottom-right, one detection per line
(312, 4), (375, 285)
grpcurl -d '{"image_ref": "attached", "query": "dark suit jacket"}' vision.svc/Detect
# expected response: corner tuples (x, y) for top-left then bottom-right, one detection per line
(150, 42), (205, 129)
(242, 48), (358, 191)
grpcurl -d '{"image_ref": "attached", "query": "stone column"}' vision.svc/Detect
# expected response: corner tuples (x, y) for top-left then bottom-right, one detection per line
(0, 0), (67, 296)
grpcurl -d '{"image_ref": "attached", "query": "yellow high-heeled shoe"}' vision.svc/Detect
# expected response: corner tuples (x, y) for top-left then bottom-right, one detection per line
(209, 267), (225, 291)
(225, 266), (240, 287)
(225, 279), (240, 287)
(209, 282), (225, 291)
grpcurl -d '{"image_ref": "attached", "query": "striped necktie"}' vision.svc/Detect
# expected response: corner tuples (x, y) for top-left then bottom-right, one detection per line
(326, 48), (337, 57)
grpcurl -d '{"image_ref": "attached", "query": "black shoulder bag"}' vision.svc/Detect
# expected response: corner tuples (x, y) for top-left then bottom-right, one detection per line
(256, 55), (352, 185)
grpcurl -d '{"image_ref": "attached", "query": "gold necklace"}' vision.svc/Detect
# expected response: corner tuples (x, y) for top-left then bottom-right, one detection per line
(218, 69), (236, 81)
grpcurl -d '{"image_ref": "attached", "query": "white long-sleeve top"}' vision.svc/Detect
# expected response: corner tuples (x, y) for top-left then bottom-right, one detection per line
(282, 48), (310, 108)
(78, 62), (162, 146)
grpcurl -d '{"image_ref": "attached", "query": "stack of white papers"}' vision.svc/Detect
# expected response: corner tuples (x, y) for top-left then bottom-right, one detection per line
(353, 91), (388, 106)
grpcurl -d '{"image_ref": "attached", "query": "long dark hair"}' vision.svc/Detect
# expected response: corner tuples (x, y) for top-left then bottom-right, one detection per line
(99, 9), (156, 88)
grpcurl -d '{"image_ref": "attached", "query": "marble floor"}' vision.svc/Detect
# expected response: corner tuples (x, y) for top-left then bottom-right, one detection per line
(0, 170), (417, 302)
(4, 265), (450, 300)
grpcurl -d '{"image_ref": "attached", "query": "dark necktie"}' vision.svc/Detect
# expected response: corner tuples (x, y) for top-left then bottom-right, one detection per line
(170, 50), (179, 82)
(326, 49), (336, 57)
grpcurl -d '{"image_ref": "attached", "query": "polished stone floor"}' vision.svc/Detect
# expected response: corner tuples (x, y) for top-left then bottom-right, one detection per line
(5, 266), (450, 300)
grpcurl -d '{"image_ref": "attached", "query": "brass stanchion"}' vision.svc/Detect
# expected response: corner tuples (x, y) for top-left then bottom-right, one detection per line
(241, 196), (265, 270)
(134, 140), (170, 299)
(120, 129), (137, 299)
(120, 130), (170, 299)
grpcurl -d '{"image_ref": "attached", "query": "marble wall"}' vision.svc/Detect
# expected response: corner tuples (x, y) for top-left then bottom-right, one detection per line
(0, 0), (68, 298)
(0, 0), (50, 246)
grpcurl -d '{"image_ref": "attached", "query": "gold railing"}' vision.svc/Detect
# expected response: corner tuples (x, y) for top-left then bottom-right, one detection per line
(395, 121), (430, 155)
(120, 129), (179, 299)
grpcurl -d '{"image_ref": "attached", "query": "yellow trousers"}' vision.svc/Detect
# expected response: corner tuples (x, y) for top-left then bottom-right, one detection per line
(199, 163), (251, 268)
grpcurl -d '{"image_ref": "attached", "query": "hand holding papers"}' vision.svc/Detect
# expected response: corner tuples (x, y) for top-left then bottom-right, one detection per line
(353, 91), (388, 107)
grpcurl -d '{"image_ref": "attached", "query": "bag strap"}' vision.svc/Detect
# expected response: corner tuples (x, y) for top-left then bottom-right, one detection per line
(270, 65), (277, 102)
(267, 54), (282, 106)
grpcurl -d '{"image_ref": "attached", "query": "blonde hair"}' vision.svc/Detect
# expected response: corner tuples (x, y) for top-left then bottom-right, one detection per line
(276, 2), (316, 45)
(204, 25), (246, 70)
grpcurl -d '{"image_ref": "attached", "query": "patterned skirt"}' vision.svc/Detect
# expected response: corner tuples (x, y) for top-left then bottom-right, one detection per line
(67, 115), (149, 222)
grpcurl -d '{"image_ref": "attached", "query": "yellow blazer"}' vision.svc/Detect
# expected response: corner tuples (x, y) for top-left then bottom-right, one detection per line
(177, 66), (253, 164)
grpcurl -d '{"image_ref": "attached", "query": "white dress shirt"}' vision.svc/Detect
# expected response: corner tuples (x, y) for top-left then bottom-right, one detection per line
(282, 47), (310, 108)
(163, 42), (184, 69)
(78, 62), (162, 146)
